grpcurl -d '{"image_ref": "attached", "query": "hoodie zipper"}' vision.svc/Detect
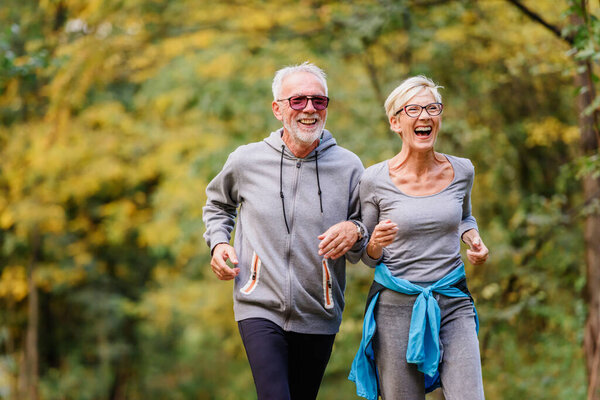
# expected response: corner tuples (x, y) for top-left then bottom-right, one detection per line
(283, 158), (303, 329)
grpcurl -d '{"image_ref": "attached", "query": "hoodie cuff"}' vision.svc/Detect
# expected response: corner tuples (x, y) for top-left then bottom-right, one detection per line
(209, 233), (232, 255)
(361, 251), (383, 268)
(349, 220), (368, 251)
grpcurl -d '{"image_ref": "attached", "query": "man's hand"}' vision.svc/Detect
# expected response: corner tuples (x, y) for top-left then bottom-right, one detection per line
(211, 243), (240, 280)
(462, 229), (489, 266)
(318, 221), (359, 260)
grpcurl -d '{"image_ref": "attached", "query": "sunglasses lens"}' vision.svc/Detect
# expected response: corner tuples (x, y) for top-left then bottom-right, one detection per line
(286, 96), (329, 110)
(289, 96), (308, 110)
(312, 96), (328, 110)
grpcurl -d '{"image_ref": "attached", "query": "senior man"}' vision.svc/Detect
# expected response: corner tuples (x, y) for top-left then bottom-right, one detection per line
(202, 62), (367, 400)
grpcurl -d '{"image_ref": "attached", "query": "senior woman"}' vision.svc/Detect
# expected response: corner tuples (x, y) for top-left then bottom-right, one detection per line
(349, 76), (489, 400)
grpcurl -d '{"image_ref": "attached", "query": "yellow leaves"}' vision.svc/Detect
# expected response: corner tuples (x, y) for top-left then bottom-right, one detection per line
(137, 169), (206, 264)
(0, 212), (14, 230)
(79, 102), (137, 134)
(77, 0), (107, 21)
(152, 265), (178, 283)
(435, 24), (467, 45)
(430, 1), (569, 75)
(151, 89), (192, 116)
(139, 219), (180, 249)
(0, 79), (20, 110)
(0, 194), (11, 229)
(129, 30), (217, 83)
(46, 28), (141, 120)
(36, 263), (87, 292)
(0, 261), (87, 304)
(135, 277), (210, 332)
(101, 199), (150, 244)
(235, 7), (273, 31)
(525, 117), (579, 147)
(48, 37), (104, 111)
(0, 266), (28, 301)
(3, 201), (66, 238)
(162, 31), (217, 59)
(196, 53), (236, 79)
(481, 282), (501, 300)
(128, 45), (160, 83)
(134, 273), (237, 354)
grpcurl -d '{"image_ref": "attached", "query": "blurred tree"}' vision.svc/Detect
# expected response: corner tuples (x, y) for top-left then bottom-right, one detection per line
(0, 0), (592, 399)
(505, 1), (600, 398)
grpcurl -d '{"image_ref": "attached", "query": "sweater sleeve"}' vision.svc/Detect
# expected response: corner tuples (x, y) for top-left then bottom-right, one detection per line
(345, 160), (368, 264)
(459, 159), (478, 238)
(202, 150), (241, 254)
(359, 170), (383, 267)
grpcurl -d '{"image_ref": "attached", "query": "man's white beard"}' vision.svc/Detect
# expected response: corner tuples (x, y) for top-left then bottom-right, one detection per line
(284, 114), (327, 144)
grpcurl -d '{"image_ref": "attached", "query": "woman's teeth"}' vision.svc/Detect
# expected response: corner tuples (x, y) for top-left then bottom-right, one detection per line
(414, 127), (432, 136)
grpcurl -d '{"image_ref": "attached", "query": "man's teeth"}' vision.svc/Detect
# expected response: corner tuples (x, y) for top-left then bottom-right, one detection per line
(414, 127), (432, 136)
(300, 119), (317, 125)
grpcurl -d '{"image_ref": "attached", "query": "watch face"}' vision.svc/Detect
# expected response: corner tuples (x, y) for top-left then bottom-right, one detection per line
(355, 223), (364, 238)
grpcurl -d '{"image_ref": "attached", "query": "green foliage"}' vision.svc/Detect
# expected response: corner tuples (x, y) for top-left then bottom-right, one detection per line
(0, 0), (596, 399)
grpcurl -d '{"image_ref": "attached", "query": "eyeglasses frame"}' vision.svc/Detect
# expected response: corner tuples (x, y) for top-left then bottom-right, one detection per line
(276, 95), (330, 111)
(394, 102), (444, 118)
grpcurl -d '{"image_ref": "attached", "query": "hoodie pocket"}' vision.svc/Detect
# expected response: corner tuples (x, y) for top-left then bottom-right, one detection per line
(240, 252), (262, 295)
(322, 259), (334, 310)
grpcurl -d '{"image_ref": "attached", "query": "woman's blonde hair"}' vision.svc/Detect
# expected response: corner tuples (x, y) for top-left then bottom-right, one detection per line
(384, 75), (443, 119)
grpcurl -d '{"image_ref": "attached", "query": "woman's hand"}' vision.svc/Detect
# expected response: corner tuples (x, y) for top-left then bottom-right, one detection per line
(462, 229), (489, 265)
(366, 219), (398, 260)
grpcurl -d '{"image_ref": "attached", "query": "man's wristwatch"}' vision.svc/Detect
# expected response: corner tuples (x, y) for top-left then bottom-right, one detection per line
(350, 220), (366, 241)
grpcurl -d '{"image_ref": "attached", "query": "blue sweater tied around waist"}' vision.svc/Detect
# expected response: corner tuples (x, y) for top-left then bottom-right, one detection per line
(348, 263), (479, 400)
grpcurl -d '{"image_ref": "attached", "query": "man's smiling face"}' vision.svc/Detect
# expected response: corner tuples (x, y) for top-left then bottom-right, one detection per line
(273, 71), (328, 144)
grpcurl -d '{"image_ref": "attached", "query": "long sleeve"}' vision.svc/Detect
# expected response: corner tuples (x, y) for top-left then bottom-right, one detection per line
(359, 174), (383, 267)
(345, 169), (369, 264)
(458, 160), (478, 238)
(202, 150), (241, 253)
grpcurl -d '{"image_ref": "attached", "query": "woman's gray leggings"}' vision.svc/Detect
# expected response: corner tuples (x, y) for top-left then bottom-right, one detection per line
(374, 289), (485, 400)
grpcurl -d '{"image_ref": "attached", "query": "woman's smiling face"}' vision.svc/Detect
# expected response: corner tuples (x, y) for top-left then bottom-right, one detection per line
(390, 90), (442, 152)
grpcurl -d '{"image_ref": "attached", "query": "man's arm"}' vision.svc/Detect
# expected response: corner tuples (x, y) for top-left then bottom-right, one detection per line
(203, 151), (241, 279)
(318, 220), (362, 260)
(211, 243), (239, 280)
(318, 164), (367, 261)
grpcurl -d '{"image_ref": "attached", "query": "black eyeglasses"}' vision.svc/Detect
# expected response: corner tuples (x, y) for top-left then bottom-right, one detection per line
(395, 103), (443, 118)
(277, 95), (330, 111)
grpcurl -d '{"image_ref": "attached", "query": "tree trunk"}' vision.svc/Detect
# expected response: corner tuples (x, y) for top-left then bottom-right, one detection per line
(585, 174), (600, 400)
(23, 231), (40, 400)
(575, 48), (600, 400)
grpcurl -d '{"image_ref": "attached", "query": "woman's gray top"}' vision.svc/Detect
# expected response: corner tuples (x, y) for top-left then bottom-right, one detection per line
(360, 154), (478, 283)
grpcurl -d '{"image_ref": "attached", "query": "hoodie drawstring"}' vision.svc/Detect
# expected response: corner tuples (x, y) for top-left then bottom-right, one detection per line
(315, 150), (323, 213)
(280, 145), (291, 234)
(279, 145), (324, 234)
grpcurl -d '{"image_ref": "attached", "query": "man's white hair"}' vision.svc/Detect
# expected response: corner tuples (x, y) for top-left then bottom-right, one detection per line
(384, 75), (443, 119)
(272, 61), (328, 100)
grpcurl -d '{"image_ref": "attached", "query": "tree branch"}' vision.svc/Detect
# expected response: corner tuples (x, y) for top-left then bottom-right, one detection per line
(411, 0), (454, 6)
(505, 0), (573, 44)
(520, 187), (600, 268)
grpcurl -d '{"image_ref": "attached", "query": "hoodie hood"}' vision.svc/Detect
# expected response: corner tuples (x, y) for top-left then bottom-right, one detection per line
(264, 128), (337, 160)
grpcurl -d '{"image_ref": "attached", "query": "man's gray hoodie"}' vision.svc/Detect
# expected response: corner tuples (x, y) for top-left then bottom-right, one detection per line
(203, 129), (366, 334)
